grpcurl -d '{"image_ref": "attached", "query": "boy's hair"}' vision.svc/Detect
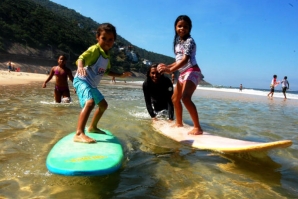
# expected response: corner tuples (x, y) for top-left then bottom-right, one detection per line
(273, 75), (277, 78)
(173, 15), (192, 53)
(96, 23), (117, 40)
(284, 76), (287, 79)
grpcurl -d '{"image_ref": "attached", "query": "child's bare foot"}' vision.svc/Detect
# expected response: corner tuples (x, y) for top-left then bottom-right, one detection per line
(88, 127), (106, 134)
(188, 127), (203, 135)
(73, 134), (96, 143)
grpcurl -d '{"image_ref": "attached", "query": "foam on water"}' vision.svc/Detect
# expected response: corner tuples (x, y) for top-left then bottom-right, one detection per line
(128, 110), (150, 119)
(197, 87), (298, 99)
(39, 101), (75, 106)
(128, 81), (298, 100)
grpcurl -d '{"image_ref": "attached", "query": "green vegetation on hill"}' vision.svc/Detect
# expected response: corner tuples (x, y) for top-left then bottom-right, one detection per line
(0, 0), (210, 85)
(0, 0), (175, 74)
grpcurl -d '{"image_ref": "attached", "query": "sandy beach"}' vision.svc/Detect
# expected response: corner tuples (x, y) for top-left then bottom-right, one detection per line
(0, 69), (140, 86)
(0, 70), (51, 85)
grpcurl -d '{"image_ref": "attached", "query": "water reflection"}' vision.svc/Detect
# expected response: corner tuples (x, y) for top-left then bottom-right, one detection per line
(0, 82), (297, 198)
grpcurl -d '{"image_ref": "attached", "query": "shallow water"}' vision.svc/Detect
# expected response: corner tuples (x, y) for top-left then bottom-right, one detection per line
(0, 81), (298, 198)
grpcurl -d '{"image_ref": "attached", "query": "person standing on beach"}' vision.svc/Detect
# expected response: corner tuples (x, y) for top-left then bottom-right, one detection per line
(42, 55), (74, 103)
(111, 76), (116, 83)
(143, 64), (174, 121)
(157, 15), (204, 135)
(267, 74), (280, 98)
(7, 61), (12, 72)
(281, 76), (290, 99)
(73, 23), (131, 143)
(239, 84), (243, 92)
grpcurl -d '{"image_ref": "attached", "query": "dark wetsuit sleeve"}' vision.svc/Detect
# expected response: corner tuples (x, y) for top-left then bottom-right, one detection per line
(142, 82), (156, 118)
(165, 78), (174, 120)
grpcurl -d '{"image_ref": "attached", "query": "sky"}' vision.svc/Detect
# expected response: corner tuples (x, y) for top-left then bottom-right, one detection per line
(50, 0), (298, 90)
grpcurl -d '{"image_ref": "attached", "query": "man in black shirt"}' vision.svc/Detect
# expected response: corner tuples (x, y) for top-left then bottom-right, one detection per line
(142, 64), (174, 120)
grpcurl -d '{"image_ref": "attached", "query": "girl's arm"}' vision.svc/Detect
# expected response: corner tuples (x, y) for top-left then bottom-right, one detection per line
(167, 62), (176, 68)
(67, 68), (74, 83)
(158, 55), (189, 74)
(66, 68), (76, 93)
(42, 67), (55, 88)
(169, 54), (189, 72)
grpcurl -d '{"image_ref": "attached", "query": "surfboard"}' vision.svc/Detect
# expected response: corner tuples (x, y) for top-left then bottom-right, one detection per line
(46, 130), (123, 176)
(152, 120), (292, 153)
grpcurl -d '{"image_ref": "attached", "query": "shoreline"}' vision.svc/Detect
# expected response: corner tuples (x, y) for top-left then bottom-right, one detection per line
(0, 70), (143, 86)
(1, 70), (297, 104)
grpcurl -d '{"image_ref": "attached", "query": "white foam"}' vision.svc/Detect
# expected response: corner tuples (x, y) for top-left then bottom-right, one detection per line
(110, 79), (298, 100)
(129, 110), (151, 119)
(40, 101), (73, 105)
(196, 87), (298, 100)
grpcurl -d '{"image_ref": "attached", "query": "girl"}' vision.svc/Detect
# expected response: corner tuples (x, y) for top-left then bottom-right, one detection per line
(157, 15), (203, 135)
(42, 55), (74, 103)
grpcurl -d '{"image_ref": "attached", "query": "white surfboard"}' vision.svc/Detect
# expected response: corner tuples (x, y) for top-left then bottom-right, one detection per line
(152, 120), (292, 153)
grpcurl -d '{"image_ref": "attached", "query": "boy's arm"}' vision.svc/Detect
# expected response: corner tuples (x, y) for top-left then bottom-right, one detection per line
(77, 59), (86, 76)
(75, 44), (99, 76)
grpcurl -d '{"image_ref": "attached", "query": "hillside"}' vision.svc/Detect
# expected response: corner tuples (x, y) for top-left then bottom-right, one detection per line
(0, 0), (174, 70)
(0, 0), (211, 85)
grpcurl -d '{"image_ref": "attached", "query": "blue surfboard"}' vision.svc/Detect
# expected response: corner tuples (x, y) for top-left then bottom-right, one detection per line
(46, 130), (123, 176)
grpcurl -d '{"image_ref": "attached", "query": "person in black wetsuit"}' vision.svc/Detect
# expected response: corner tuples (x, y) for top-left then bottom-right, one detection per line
(142, 64), (174, 120)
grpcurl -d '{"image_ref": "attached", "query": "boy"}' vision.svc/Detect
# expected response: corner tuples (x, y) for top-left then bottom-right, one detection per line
(73, 23), (131, 143)
(267, 75), (280, 98)
(281, 76), (290, 99)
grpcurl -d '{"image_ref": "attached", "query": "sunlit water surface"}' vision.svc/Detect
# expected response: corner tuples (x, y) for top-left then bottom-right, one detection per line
(0, 81), (298, 198)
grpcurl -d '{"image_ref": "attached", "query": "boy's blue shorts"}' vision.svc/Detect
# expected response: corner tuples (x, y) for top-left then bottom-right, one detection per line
(73, 77), (104, 108)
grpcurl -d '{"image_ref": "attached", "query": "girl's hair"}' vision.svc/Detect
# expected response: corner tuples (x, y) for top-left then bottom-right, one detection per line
(173, 15), (192, 53)
(273, 74), (277, 78)
(58, 54), (67, 61)
(96, 23), (117, 40)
